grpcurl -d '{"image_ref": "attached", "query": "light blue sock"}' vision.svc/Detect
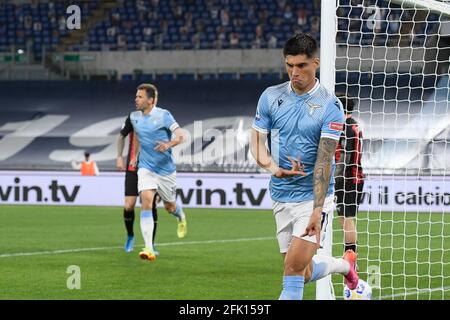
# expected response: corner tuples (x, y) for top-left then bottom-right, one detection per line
(172, 203), (185, 222)
(279, 275), (305, 300)
(310, 259), (328, 282)
(309, 255), (348, 282)
(140, 210), (154, 249)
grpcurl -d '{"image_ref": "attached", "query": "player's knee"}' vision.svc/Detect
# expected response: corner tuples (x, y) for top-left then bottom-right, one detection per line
(124, 198), (136, 211)
(141, 198), (154, 210)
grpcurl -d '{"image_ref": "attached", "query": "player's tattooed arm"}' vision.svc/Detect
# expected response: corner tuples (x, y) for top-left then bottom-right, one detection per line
(116, 134), (126, 170)
(130, 132), (140, 167)
(117, 134), (125, 156)
(314, 137), (339, 210)
(303, 137), (339, 245)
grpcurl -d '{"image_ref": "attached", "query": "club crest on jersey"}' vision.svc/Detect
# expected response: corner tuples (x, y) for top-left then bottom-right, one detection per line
(307, 103), (322, 115)
(152, 115), (162, 125)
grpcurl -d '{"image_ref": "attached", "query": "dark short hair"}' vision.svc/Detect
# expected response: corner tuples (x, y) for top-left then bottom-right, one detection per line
(84, 151), (90, 158)
(137, 83), (158, 99)
(335, 92), (355, 114)
(283, 33), (318, 58)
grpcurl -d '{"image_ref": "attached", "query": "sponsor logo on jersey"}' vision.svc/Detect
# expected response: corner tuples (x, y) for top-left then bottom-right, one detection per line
(330, 122), (344, 131)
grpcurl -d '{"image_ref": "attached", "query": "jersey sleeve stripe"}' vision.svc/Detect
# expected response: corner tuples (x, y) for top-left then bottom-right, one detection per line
(252, 124), (269, 133)
(321, 133), (341, 141)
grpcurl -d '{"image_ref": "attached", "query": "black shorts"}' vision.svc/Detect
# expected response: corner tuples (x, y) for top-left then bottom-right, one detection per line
(335, 179), (364, 217)
(124, 170), (138, 197)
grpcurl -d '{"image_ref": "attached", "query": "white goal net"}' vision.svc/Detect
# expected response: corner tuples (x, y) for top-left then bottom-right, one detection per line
(329, 0), (450, 299)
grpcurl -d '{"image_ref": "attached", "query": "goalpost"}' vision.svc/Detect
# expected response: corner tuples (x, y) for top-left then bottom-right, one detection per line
(319, 0), (449, 300)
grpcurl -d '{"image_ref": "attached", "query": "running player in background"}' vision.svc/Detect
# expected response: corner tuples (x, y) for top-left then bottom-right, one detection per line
(131, 83), (187, 262)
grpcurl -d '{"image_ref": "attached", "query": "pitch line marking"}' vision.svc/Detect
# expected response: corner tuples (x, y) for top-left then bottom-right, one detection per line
(379, 286), (450, 299)
(0, 237), (274, 258)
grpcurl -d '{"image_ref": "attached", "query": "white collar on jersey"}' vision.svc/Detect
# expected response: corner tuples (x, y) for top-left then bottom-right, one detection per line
(144, 105), (158, 116)
(288, 78), (320, 97)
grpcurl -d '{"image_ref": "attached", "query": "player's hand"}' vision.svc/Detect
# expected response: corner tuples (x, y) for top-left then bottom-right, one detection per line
(116, 157), (125, 171)
(129, 158), (137, 167)
(301, 210), (322, 248)
(273, 157), (307, 178)
(154, 141), (171, 152)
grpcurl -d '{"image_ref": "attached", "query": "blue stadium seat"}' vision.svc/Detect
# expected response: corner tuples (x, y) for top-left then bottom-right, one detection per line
(177, 73), (196, 80)
(155, 73), (174, 80)
(242, 73), (259, 80)
(200, 41), (210, 49)
(199, 73), (216, 80)
(262, 72), (280, 80)
(121, 74), (133, 81)
(106, 36), (116, 44)
(219, 73), (238, 80)
(132, 27), (141, 35)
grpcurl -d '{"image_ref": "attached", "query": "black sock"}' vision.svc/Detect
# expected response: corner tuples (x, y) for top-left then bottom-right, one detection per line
(152, 205), (158, 243)
(123, 209), (135, 237)
(345, 243), (357, 253)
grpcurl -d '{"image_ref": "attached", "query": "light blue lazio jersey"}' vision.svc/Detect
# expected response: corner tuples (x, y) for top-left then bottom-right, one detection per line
(252, 80), (345, 203)
(130, 106), (179, 176)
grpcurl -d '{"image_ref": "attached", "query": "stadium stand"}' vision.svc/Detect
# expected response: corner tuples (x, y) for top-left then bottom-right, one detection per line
(0, 0), (440, 57)
(0, 1), (101, 60)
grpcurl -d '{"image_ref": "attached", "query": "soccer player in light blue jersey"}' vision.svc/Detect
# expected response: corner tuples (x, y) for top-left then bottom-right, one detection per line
(130, 83), (187, 261)
(250, 33), (359, 300)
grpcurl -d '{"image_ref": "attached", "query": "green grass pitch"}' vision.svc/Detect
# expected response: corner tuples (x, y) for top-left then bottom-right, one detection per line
(0, 205), (448, 300)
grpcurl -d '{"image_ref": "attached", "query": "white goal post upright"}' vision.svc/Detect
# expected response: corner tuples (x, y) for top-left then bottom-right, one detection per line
(318, 0), (449, 300)
(317, 0), (338, 301)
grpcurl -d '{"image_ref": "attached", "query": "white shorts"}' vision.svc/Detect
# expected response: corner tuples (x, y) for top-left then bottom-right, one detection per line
(137, 168), (177, 203)
(272, 195), (334, 253)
